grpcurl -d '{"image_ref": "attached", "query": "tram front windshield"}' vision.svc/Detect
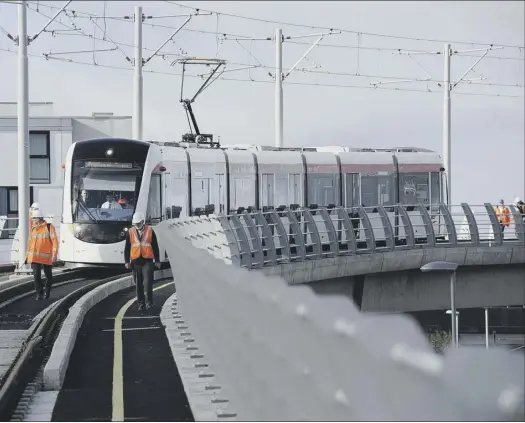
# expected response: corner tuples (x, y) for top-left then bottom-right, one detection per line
(71, 161), (143, 223)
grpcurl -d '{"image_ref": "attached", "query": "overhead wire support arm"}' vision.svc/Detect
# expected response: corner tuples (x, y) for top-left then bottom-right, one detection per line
(29, 0), (71, 43)
(90, 17), (131, 63)
(451, 45), (503, 90)
(143, 15), (192, 66)
(282, 30), (339, 80)
(0, 24), (16, 42)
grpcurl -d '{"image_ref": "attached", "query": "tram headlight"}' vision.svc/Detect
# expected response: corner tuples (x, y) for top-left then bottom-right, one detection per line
(74, 225), (85, 240)
(105, 148), (114, 157)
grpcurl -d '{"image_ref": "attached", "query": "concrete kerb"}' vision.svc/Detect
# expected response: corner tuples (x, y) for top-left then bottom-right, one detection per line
(42, 275), (133, 392)
(160, 293), (235, 422)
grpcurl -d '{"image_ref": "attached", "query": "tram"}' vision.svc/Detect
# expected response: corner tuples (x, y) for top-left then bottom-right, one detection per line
(59, 138), (446, 266)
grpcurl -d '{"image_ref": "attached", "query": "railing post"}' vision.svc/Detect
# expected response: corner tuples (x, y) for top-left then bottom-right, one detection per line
(269, 210), (291, 262)
(416, 204), (436, 248)
(217, 214), (245, 268)
(438, 203), (458, 246)
(241, 211), (263, 269)
(230, 214), (253, 268)
(508, 205), (525, 245)
(254, 211), (277, 265)
(460, 203), (479, 246)
(356, 206), (375, 252)
(336, 206), (357, 254)
(484, 203), (503, 246)
(319, 207), (339, 257)
(377, 205), (395, 251)
(396, 204), (415, 249)
(302, 208), (321, 259)
(286, 209), (306, 260)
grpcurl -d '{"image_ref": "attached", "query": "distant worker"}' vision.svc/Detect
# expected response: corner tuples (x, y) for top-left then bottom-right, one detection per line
(101, 193), (122, 209)
(124, 212), (160, 310)
(25, 209), (58, 300)
(495, 199), (511, 235)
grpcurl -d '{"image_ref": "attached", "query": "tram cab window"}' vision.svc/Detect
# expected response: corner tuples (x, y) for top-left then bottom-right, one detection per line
(360, 174), (394, 208)
(71, 161), (142, 223)
(399, 173), (430, 205)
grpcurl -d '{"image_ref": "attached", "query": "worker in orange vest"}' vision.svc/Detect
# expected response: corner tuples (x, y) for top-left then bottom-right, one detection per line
(495, 199), (511, 235)
(25, 209), (58, 300)
(124, 212), (160, 311)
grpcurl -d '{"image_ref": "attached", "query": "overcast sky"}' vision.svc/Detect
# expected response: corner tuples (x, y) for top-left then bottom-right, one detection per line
(0, 1), (523, 205)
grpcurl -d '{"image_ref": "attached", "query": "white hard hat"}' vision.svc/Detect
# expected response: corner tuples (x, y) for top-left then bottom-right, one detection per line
(31, 202), (40, 209)
(132, 212), (145, 224)
(31, 209), (43, 218)
(515, 197), (521, 204)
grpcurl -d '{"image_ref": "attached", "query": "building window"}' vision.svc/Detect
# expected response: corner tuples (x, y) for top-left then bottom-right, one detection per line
(30, 131), (51, 184)
(0, 187), (33, 239)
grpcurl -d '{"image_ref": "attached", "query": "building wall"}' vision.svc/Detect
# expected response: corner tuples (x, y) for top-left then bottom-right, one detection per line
(0, 109), (131, 262)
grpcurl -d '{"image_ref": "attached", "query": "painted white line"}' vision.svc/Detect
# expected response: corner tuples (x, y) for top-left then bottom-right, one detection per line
(111, 281), (173, 421)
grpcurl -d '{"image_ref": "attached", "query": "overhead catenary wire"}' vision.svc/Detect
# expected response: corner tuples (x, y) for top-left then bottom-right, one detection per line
(1, 1), (522, 96)
(19, 1), (525, 61)
(2, 8), (522, 92)
(0, 45), (522, 99)
(164, 0), (525, 50)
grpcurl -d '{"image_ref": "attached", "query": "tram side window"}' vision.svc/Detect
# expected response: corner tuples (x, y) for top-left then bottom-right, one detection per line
(399, 173), (430, 205)
(344, 173), (360, 207)
(146, 174), (162, 224)
(308, 174), (336, 207)
(430, 172), (440, 205)
(361, 175), (394, 207)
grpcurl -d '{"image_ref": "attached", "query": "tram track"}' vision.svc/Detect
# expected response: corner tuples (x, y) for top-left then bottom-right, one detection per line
(0, 269), (128, 420)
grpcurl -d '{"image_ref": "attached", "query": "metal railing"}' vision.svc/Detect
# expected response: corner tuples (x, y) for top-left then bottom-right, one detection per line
(157, 217), (525, 421)
(167, 203), (524, 269)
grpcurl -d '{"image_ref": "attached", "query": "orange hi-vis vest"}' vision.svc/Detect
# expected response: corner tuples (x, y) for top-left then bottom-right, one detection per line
(129, 225), (154, 260)
(26, 221), (58, 265)
(495, 205), (511, 227)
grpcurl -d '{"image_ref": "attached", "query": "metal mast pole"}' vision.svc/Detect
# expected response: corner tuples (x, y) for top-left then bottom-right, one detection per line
(275, 28), (283, 148)
(17, 0), (29, 271)
(133, 6), (143, 140)
(450, 271), (457, 348)
(443, 43), (451, 205)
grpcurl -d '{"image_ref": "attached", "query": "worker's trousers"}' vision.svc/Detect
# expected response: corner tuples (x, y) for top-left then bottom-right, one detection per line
(32, 263), (53, 299)
(133, 260), (154, 306)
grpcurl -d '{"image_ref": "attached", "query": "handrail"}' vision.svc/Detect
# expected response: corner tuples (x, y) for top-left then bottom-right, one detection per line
(166, 203), (525, 270)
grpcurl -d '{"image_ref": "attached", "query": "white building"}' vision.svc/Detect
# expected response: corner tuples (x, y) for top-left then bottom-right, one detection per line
(0, 102), (131, 264)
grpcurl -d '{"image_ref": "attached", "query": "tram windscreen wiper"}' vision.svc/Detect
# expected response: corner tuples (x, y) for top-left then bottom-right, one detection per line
(78, 200), (100, 223)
